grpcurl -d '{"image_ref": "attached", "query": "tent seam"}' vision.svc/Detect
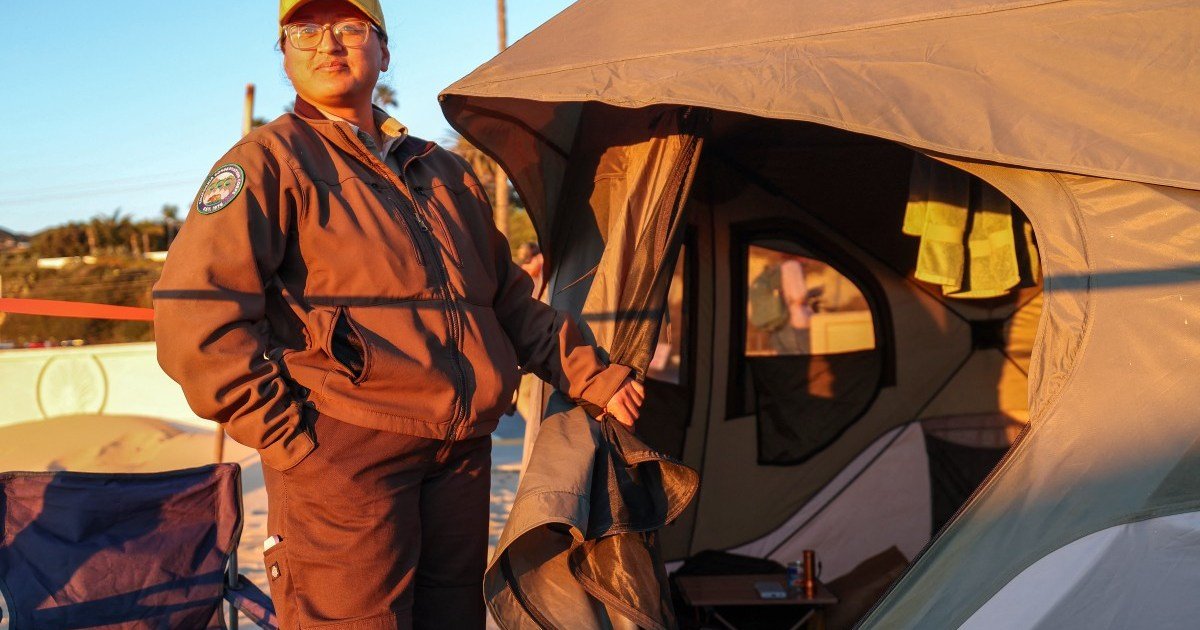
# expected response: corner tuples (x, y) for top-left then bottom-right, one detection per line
(441, 95), (1199, 192)
(1023, 173), (1094, 425)
(913, 157), (1094, 425)
(449, 0), (1071, 92)
(685, 189), (719, 557)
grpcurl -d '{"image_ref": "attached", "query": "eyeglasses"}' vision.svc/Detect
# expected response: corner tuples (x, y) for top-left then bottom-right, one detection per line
(283, 20), (376, 51)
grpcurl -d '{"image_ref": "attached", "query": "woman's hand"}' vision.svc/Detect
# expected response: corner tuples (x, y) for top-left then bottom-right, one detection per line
(603, 377), (645, 428)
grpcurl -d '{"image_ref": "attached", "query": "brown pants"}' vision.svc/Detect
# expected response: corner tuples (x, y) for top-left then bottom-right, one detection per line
(261, 412), (491, 629)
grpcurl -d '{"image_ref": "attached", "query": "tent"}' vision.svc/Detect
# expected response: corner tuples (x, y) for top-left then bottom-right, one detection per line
(440, 0), (1200, 627)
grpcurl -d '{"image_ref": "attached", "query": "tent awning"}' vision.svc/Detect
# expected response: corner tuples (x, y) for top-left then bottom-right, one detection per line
(443, 0), (1200, 191)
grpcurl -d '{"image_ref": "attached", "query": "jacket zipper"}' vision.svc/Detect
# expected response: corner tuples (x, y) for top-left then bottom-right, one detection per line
(369, 182), (425, 266)
(413, 186), (464, 269)
(333, 126), (471, 459)
(400, 167), (471, 460)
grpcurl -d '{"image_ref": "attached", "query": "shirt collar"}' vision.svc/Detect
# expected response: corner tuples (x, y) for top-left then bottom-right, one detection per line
(314, 104), (409, 160)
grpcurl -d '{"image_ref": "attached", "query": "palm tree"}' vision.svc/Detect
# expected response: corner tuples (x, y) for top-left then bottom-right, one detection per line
(161, 204), (180, 247)
(374, 85), (398, 111)
(449, 134), (524, 245)
(88, 209), (135, 255)
(31, 222), (89, 258)
(448, 134), (496, 189)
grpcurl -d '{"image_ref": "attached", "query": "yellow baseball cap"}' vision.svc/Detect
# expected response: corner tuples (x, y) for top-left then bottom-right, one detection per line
(279, 0), (386, 33)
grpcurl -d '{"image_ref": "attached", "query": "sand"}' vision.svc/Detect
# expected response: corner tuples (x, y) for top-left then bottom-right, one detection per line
(0, 414), (522, 628)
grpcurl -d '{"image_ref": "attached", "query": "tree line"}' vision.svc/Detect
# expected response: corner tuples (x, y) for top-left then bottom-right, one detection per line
(1, 88), (538, 347)
(0, 208), (178, 346)
(30, 206), (180, 259)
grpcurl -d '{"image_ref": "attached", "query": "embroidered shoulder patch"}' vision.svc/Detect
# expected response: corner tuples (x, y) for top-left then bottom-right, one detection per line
(196, 164), (246, 215)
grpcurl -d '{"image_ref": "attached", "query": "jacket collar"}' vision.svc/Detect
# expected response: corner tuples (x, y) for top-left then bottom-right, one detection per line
(292, 95), (326, 121)
(293, 95), (434, 167)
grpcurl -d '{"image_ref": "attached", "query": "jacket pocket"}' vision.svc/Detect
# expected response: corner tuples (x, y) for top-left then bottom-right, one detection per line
(319, 303), (459, 423)
(301, 177), (429, 301)
(256, 402), (318, 472)
(461, 304), (523, 421)
(416, 184), (464, 270)
(327, 306), (371, 384)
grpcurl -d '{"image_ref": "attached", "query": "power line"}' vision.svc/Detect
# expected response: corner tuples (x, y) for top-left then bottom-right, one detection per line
(0, 177), (197, 206)
(0, 169), (194, 196)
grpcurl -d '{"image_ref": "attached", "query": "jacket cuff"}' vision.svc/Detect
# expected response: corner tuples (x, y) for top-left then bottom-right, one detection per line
(577, 363), (633, 417)
(256, 404), (317, 472)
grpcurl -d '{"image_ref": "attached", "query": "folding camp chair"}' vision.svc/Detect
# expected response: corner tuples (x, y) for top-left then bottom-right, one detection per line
(0, 463), (277, 629)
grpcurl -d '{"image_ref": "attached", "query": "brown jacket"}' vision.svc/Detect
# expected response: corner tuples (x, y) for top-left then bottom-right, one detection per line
(153, 99), (629, 471)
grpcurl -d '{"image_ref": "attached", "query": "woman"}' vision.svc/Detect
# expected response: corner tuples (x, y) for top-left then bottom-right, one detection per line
(153, 1), (643, 628)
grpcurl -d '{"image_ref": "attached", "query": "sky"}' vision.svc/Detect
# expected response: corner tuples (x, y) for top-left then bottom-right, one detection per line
(0, 0), (574, 235)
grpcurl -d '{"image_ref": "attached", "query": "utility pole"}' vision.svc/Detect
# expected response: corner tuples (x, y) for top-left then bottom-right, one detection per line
(242, 83), (256, 137)
(493, 0), (510, 239)
(498, 0), (507, 52)
(215, 83), (258, 466)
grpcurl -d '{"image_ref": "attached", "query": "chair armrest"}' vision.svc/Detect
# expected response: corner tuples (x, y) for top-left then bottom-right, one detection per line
(223, 574), (278, 630)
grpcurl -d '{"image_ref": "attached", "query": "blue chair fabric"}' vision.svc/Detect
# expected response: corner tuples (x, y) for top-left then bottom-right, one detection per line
(0, 463), (276, 629)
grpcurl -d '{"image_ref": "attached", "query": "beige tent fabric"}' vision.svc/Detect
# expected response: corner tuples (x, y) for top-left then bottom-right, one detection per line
(860, 163), (1200, 628)
(441, 98), (583, 256)
(1005, 291), (1039, 373)
(730, 424), (933, 580)
(444, 0), (1200, 195)
(926, 157), (1091, 420)
(484, 103), (704, 629)
(568, 106), (707, 354)
(440, 1), (1200, 625)
(917, 353), (1030, 424)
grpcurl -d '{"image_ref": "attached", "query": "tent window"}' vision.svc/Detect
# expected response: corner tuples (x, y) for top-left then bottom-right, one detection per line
(744, 242), (876, 358)
(731, 237), (885, 465)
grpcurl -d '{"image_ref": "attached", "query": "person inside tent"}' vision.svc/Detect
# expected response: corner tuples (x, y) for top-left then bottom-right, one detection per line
(516, 241), (544, 295)
(749, 249), (816, 356)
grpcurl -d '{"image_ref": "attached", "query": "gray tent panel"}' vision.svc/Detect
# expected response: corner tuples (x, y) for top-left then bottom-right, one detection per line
(960, 511), (1200, 629)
